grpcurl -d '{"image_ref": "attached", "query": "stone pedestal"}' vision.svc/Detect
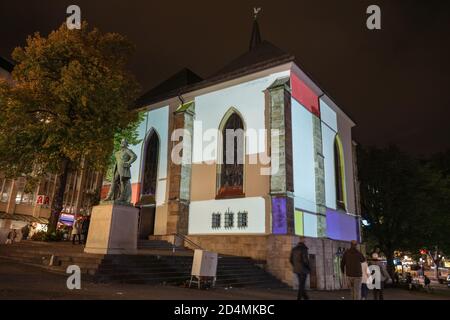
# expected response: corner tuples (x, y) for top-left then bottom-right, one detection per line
(84, 203), (139, 255)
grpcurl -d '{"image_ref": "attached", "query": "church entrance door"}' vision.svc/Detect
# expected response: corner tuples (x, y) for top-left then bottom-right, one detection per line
(139, 205), (155, 239)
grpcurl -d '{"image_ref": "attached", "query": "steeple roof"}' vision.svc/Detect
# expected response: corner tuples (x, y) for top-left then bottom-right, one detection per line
(135, 12), (294, 108)
(249, 18), (262, 51)
(211, 40), (293, 77)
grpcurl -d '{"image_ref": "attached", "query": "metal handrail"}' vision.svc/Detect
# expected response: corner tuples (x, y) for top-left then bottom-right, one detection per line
(172, 233), (204, 251)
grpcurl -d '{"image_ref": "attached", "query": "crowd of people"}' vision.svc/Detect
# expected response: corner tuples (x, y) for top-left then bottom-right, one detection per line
(3, 215), (91, 245)
(290, 238), (394, 300)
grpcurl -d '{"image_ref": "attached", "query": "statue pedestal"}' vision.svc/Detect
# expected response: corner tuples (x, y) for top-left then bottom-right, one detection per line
(84, 203), (139, 255)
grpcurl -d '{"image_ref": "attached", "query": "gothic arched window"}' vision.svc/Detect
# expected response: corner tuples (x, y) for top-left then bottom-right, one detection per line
(217, 111), (245, 198)
(142, 130), (159, 199)
(334, 135), (346, 210)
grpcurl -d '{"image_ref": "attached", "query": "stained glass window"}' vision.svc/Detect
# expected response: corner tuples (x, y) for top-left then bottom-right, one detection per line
(142, 130), (159, 197)
(217, 112), (244, 198)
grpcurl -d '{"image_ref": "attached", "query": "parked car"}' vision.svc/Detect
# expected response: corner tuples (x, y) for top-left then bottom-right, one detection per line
(447, 275), (450, 288)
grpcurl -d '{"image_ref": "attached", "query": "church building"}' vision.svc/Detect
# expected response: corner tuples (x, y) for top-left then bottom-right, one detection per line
(107, 19), (362, 290)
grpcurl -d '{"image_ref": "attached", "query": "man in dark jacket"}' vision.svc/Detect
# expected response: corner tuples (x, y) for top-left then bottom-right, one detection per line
(341, 240), (366, 300)
(290, 237), (311, 300)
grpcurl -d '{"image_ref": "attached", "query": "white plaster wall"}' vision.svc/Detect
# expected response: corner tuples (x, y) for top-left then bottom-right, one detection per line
(319, 98), (338, 131)
(192, 71), (290, 163)
(291, 99), (317, 213)
(188, 197), (266, 234)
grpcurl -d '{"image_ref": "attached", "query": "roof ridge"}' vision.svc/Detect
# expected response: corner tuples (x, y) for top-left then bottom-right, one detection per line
(0, 56), (14, 73)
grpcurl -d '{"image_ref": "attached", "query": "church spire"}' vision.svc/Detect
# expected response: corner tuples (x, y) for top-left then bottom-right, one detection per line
(249, 7), (262, 51)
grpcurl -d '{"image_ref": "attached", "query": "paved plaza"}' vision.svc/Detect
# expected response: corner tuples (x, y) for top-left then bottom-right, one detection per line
(1, 257), (448, 300)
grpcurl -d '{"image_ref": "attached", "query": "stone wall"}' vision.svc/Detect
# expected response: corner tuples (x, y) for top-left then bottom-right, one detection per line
(266, 235), (353, 290)
(156, 232), (356, 290)
(184, 235), (268, 261)
(166, 102), (194, 235)
(312, 115), (327, 237)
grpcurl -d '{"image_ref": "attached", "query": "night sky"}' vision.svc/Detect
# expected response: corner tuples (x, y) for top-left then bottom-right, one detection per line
(1, 0), (449, 156)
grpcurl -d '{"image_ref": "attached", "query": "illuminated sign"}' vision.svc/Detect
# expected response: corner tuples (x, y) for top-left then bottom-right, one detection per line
(36, 195), (50, 206)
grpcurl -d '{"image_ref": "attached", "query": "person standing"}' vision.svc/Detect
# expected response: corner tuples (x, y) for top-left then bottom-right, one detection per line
(423, 275), (431, 292)
(369, 252), (391, 300)
(71, 218), (82, 245)
(361, 260), (370, 300)
(341, 240), (366, 300)
(5, 229), (16, 244)
(81, 216), (90, 244)
(290, 237), (311, 300)
(21, 223), (30, 240)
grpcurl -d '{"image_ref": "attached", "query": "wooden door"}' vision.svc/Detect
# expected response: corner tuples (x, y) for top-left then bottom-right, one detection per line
(139, 206), (155, 239)
(309, 254), (317, 289)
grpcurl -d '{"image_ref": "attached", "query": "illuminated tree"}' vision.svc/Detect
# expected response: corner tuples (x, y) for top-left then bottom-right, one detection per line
(0, 22), (140, 233)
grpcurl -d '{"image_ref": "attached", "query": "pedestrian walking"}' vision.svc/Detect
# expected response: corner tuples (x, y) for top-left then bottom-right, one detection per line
(81, 216), (90, 244)
(393, 271), (400, 287)
(340, 240), (366, 300)
(290, 237), (311, 300)
(71, 218), (82, 245)
(423, 275), (431, 292)
(5, 229), (16, 244)
(369, 252), (391, 300)
(405, 272), (413, 290)
(361, 260), (370, 300)
(21, 223), (30, 240)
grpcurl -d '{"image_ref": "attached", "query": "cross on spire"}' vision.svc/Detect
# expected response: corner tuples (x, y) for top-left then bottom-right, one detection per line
(249, 7), (262, 51)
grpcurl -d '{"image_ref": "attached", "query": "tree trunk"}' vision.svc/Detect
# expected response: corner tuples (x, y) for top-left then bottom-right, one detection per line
(47, 158), (70, 234)
(385, 250), (396, 280)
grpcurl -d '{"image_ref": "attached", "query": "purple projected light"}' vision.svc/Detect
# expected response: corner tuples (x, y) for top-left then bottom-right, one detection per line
(326, 209), (358, 242)
(272, 197), (287, 234)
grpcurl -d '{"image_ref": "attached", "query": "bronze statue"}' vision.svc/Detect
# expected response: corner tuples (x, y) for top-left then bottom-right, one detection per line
(104, 139), (137, 203)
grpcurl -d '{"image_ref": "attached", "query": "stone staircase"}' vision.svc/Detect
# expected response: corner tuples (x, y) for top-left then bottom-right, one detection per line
(0, 241), (288, 288)
(137, 239), (178, 251)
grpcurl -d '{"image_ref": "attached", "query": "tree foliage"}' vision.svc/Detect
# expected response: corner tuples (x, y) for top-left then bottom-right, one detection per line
(0, 22), (140, 232)
(358, 146), (450, 274)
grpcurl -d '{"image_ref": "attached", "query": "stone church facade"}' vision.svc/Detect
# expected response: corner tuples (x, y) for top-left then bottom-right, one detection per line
(103, 23), (363, 290)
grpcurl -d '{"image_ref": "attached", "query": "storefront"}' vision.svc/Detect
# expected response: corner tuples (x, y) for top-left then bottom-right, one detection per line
(0, 212), (48, 243)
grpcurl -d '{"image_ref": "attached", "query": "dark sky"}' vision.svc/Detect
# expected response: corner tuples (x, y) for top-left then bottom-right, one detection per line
(1, 0), (449, 156)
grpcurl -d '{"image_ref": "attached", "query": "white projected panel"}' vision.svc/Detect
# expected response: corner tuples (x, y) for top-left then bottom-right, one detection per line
(291, 99), (317, 213)
(193, 71), (290, 163)
(188, 197), (266, 234)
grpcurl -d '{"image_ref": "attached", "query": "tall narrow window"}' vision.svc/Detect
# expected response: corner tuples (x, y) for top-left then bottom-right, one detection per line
(334, 136), (346, 210)
(142, 130), (160, 200)
(217, 112), (245, 198)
